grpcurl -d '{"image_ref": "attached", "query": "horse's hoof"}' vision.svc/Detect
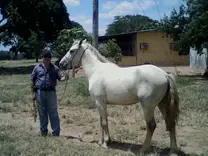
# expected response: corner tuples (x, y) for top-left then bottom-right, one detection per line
(140, 147), (151, 153)
(170, 147), (179, 154)
(106, 138), (112, 144)
(98, 140), (102, 145)
(101, 143), (108, 149)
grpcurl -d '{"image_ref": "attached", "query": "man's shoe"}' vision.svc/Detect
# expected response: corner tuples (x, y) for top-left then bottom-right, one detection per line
(38, 131), (47, 137)
(52, 132), (59, 137)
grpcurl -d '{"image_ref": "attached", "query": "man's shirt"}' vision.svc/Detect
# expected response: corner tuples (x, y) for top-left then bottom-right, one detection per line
(31, 63), (63, 91)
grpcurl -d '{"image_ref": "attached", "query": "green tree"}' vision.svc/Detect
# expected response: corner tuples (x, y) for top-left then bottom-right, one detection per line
(0, 0), (71, 43)
(160, 4), (190, 54)
(52, 27), (91, 61)
(99, 39), (122, 64)
(161, 0), (208, 74)
(105, 14), (160, 35)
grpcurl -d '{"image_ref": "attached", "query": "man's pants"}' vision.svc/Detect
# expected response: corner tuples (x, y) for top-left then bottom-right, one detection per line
(35, 90), (60, 136)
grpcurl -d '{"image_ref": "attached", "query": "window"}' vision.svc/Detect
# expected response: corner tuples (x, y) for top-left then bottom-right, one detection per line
(140, 43), (148, 50)
(179, 48), (189, 55)
(122, 47), (134, 56)
(170, 42), (177, 50)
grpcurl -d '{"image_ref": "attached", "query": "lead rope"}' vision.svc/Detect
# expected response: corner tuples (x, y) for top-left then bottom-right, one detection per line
(57, 46), (87, 105)
(57, 68), (71, 105)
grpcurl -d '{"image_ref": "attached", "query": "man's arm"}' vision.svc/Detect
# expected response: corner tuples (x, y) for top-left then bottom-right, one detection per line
(30, 66), (37, 100)
(31, 81), (36, 100)
(56, 66), (69, 81)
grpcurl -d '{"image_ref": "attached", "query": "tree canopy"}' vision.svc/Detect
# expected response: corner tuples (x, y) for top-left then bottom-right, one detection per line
(52, 27), (91, 61)
(161, 0), (208, 52)
(105, 14), (160, 35)
(0, 0), (86, 61)
(0, 0), (71, 43)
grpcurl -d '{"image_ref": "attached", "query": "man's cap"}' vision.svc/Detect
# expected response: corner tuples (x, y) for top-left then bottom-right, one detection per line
(43, 50), (52, 58)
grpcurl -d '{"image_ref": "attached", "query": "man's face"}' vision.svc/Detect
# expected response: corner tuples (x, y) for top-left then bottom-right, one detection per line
(43, 56), (51, 64)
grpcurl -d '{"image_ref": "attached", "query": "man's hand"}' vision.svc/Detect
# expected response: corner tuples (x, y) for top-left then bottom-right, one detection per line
(32, 93), (36, 101)
(31, 82), (36, 101)
(60, 74), (69, 81)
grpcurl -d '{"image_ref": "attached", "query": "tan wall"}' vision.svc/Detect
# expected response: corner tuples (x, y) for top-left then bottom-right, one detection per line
(118, 31), (189, 66)
(106, 56), (136, 66)
(118, 56), (137, 66)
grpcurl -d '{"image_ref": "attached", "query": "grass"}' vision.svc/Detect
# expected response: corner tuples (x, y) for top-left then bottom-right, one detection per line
(0, 59), (208, 156)
(0, 118), (133, 156)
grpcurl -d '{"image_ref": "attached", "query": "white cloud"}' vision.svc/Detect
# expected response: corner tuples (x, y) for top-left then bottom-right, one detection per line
(84, 19), (92, 25)
(70, 15), (92, 32)
(99, 26), (107, 36)
(63, 0), (80, 6)
(100, 0), (155, 19)
(102, 1), (117, 10)
(70, 15), (106, 35)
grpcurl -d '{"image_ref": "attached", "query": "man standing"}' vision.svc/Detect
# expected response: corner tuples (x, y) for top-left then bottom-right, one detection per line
(30, 50), (69, 137)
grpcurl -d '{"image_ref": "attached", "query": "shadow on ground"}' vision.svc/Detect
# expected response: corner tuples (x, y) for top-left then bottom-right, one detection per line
(0, 65), (35, 75)
(64, 135), (192, 156)
(108, 141), (191, 156)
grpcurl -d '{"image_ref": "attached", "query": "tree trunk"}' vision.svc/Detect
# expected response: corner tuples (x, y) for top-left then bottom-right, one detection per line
(36, 56), (38, 62)
(92, 0), (98, 49)
(14, 51), (18, 60)
(204, 53), (208, 77)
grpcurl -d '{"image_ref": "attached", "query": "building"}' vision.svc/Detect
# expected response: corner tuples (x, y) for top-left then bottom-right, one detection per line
(98, 29), (189, 66)
(190, 47), (207, 69)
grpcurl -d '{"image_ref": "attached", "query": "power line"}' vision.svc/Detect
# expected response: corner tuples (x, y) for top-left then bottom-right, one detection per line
(153, 0), (179, 75)
(137, 0), (146, 16)
(153, 0), (161, 21)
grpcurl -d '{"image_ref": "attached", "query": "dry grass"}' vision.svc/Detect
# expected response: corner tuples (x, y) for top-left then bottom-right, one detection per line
(0, 60), (208, 156)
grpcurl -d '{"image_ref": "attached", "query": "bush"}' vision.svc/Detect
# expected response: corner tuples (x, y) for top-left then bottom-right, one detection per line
(98, 39), (122, 64)
(72, 77), (90, 97)
(0, 51), (11, 60)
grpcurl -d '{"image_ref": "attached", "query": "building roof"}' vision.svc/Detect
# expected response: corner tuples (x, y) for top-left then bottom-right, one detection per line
(98, 29), (160, 41)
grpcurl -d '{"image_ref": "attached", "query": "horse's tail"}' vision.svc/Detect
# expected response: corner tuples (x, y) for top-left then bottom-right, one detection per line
(165, 73), (180, 131)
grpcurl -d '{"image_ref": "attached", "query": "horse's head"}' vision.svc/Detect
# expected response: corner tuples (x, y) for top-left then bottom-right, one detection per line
(59, 38), (87, 70)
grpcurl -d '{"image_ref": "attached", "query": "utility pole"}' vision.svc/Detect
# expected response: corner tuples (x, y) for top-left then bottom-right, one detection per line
(92, 0), (98, 49)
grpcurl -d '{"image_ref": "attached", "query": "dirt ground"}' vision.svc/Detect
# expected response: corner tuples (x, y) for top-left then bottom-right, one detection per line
(4, 104), (207, 156)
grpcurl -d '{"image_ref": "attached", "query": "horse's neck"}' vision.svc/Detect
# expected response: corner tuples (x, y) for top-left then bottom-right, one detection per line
(86, 43), (112, 64)
(81, 48), (100, 79)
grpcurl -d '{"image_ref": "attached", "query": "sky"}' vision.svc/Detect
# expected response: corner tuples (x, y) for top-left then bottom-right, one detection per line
(66, 0), (183, 35)
(0, 0), (183, 51)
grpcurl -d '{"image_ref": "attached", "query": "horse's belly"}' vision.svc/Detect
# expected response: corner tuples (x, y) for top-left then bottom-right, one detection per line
(106, 92), (139, 105)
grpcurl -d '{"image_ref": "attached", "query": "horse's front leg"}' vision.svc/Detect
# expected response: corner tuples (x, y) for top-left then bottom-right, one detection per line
(99, 116), (104, 145)
(96, 97), (111, 148)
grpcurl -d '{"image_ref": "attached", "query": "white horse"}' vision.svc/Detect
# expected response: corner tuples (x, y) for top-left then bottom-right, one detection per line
(59, 39), (180, 153)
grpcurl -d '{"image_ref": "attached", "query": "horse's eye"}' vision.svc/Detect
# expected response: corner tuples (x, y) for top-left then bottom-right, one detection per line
(70, 50), (75, 54)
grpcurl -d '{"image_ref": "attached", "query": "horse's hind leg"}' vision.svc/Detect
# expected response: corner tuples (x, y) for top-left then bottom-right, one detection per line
(158, 96), (178, 152)
(140, 99), (157, 152)
(95, 96), (111, 148)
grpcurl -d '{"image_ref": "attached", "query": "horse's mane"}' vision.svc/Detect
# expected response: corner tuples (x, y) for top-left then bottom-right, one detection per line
(85, 42), (114, 64)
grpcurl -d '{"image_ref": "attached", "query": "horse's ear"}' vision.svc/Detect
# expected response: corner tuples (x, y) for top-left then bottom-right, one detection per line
(79, 39), (83, 46)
